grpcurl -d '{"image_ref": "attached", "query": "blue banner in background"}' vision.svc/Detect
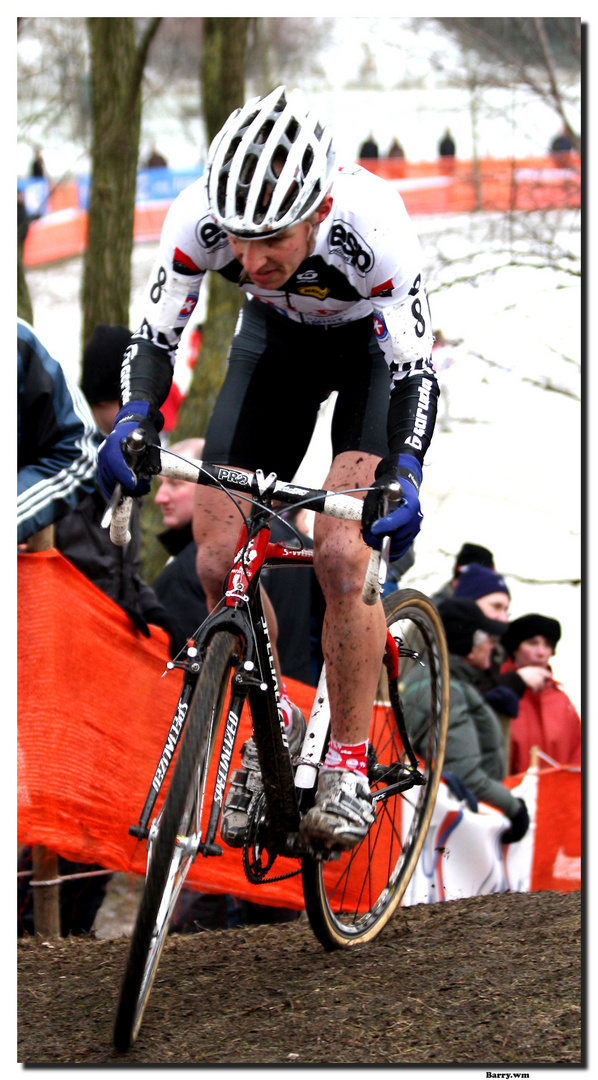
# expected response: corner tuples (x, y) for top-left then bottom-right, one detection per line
(76, 166), (203, 211)
(135, 166), (203, 203)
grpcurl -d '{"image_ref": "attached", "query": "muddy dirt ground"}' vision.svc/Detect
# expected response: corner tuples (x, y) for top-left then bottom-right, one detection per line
(17, 885), (582, 1067)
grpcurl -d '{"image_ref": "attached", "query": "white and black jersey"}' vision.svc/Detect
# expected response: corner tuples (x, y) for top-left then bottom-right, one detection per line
(123, 164), (438, 466)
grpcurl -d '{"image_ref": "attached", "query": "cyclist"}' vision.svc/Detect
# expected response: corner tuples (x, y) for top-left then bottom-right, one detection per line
(98, 86), (439, 852)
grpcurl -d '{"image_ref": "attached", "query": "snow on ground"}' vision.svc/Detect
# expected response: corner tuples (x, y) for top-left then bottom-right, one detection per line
(25, 210), (582, 714)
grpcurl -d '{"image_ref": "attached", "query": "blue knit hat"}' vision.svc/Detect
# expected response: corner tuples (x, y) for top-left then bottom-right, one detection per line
(453, 562), (510, 600)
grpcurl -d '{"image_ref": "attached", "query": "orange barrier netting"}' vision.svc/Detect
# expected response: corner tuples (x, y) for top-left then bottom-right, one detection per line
(18, 551), (580, 909)
(23, 156), (580, 268)
(17, 550), (316, 908)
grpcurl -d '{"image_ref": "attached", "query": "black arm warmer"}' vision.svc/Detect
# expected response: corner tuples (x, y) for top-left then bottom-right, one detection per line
(386, 369), (439, 465)
(120, 339), (174, 410)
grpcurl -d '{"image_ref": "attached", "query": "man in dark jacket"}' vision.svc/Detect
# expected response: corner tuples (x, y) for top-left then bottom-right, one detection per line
(17, 319), (97, 545)
(54, 324), (173, 642)
(401, 597), (529, 844)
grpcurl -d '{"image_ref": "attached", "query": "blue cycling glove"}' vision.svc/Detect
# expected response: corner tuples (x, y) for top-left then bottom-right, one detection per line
(362, 453), (423, 560)
(97, 401), (162, 498)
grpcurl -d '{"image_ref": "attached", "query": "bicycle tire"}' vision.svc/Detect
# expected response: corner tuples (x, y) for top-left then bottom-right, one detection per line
(302, 589), (449, 950)
(113, 631), (238, 1051)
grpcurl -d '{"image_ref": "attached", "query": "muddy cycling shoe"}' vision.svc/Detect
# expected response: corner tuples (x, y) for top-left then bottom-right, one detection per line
(220, 706), (307, 849)
(300, 768), (376, 851)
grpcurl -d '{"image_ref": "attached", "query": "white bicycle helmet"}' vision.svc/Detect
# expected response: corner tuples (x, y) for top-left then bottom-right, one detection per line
(205, 85), (336, 238)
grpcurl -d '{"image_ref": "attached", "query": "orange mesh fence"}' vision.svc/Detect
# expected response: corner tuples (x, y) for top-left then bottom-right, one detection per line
(18, 552), (580, 911)
(23, 157), (580, 268)
(17, 550), (316, 909)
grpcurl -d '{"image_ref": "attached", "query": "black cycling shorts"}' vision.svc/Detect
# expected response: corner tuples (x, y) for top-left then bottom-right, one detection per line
(203, 298), (390, 481)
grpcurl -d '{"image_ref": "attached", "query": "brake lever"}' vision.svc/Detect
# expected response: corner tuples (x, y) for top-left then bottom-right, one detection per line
(377, 480), (403, 588)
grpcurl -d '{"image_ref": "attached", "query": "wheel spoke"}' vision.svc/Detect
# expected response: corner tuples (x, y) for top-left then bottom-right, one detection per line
(302, 590), (449, 949)
(114, 633), (238, 1051)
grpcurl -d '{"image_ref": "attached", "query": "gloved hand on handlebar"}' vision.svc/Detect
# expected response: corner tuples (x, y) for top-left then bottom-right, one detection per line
(97, 401), (162, 499)
(362, 453), (423, 560)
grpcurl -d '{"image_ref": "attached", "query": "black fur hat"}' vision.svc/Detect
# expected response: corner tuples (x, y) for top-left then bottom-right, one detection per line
(501, 614), (561, 657)
(438, 597), (507, 657)
(81, 324), (131, 404)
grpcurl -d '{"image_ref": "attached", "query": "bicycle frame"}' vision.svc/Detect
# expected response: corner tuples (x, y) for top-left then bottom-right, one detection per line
(109, 447), (420, 872)
(128, 467), (331, 862)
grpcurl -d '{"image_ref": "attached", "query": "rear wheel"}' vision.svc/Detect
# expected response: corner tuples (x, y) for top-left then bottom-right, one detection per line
(302, 589), (449, 949)
(113, 632), (238, 1051)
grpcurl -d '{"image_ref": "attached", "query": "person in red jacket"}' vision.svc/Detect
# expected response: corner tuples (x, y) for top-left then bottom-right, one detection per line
(500, 614), (581, 774)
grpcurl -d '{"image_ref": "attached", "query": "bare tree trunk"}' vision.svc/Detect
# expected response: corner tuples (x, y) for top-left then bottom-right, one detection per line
(172, 17), (249, 442)
(81, 18), (161, 350)
(139, 18), (249, 582)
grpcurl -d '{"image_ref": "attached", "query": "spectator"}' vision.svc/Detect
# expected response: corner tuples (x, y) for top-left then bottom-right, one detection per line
(438, 128), (456, 158)
(453, 562), (510, 622)
(153, 437), (209, 658)
(387, 138), (405, 160)
(145, 142), (168, 169)
(500, 614), (581, 774)
(432, 542), (495, 606)
(18, 318), (97, 546)
(549, 125), (573, 167)
(53, 324), (174, 644)
(402, 598), (530, 844)
(452, 561), (526, 762)
(358, 133), (379, 159)
(18, 318), (106, 938)
(438, 128), (456, 175)
(29, 146), (46, 180)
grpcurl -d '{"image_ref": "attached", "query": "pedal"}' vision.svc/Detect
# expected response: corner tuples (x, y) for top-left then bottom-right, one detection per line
(129, 824), (150, 840)
(199, 842), (223, 857)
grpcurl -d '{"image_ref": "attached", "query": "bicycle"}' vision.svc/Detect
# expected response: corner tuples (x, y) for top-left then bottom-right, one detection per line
(106, 432), (450, 1052)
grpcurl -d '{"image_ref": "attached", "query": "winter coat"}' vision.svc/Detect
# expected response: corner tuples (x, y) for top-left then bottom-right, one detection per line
(17, 318), (96, 543)
(401, 652), (522, 819)
(500, 658), (581, 774)
(54, 472), (173, 642)
(153, 524), (209, 658)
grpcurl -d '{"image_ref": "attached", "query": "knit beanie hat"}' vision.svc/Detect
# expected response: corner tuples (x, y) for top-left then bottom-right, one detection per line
(81, 324), (132, 404)
(438, 598), (507, 657)
(454, 543), (494, 573)
(501, 614), (561, 658)
(453, 562), (510, 601)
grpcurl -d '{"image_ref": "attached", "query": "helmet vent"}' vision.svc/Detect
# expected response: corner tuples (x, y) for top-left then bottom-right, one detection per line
(255, 119), (275, 146)
(276, 181), (300, 221)
(301, 146), (314, 177)
(239, 153), (258, 185)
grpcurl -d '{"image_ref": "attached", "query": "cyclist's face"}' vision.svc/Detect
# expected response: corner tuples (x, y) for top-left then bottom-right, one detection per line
(155, 476), (196, 530)
(513, 636), (554, 669)
(226, 195), (333, 290)
(476, 592), (510, 623)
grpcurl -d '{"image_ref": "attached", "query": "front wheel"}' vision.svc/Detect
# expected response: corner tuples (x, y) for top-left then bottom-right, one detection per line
(113, 632), (238, 1052)
(302, 589), (449, 949)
